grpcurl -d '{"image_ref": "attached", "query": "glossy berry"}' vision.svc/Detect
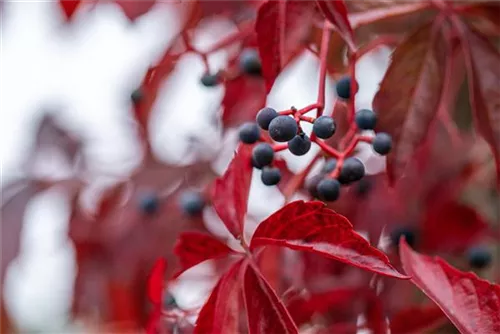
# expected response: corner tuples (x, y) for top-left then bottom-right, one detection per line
(179, 191), (205, 216)
(139, 193), (159, 215)
(390, 227), (416, 248)
(323, 158), (337, 174)
(336, 76), (352, 99)
(268, 116), (298, 142)
(238, 122), (260, 144)
(316, 178), (341, 202)
(372, 132), (392, 155)
(200, 73), (219, 87)
(312, 116), (336, 139)
(261, 167), (281, 186)
(355, 109), (377, 130)
(239, 49), (262, 76)
(306, 174), (323, 198)
(256, 107), (278, 130)
(252, 143), (274, 168)
(467, 246), (492, 269)
(131, 88), (144, 106)
(288, 134), (311, 156)
(338, 157), (365, 185)
(252, 155), (263, 169)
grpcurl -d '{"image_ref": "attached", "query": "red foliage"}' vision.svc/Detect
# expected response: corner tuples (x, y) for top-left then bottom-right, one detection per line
(4, 1), (500, 333)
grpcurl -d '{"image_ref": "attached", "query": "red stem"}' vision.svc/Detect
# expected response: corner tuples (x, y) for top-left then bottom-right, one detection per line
(357, 35), (402, 59)
(349, 2), (432, 29)
(203, 22), (254, 54)
(272, 143), (289, 152)
(316, 21), (331, 117)
(282, 152), (322, 201)
(312, 137), (341, 158)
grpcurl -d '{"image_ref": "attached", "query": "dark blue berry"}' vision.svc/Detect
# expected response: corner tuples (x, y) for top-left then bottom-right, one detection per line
(268, 116), (298, 142)
(372, 132), (392, 155)
(261, 167), (281, 186)
(390, 227), (416, 248)
(306, 174), (324, 198)
(139, 193), (159, 215)
(316, 178), (341, 202)
(238, 122), (260, 144)
(312, 116), (336, 139)
(288, 134), (311, 156)
(239, 49), (262, 76)
(179, 191), (205, 216)
(355, 109), (377, 130)
(338, 158), (365, 185)
(336, 76), (352, 100)
(467, 246), (492, 269)
(252, 143), (274, 168)
(200, 73), (219, 87)
(131, 88), (144, 106)
(323, 158), (338, 173)
(252, 155), (263, 169)
(256, 107), (278, 130)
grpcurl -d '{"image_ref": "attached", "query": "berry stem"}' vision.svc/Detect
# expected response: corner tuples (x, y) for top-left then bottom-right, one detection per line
(316, 20), (331, 117)
(312, 137), (341, 158)
(299, 115), (316, 123)
(356, 34), (402, 59)
(347, 52), (357, 123)
(357, 135), (373, 143)
(279, 109), (295, 116)
(203, 21), (254, 54)
(298, 103), (321, 115)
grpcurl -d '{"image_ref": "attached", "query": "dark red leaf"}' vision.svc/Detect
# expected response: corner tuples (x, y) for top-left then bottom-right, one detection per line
(373, 21), (446, 182)
(390, 304), (447, 334)
(255, 0), (316, 92)
(59, 0), (81, 20)
(174, 232), (237, 276)
(400, 239), (500, 334)
(243, 264), (298, 334)
(286, 287), (360, 327)
(213, 144), (253, 239)
(115, 0), (156, 21)
(316, 0), (354, 49)
(422, 200), (489, 254)
(147, 258), (167, 305)
(460, 25), (500, 187)
(221, 75), (266, 129)
(250, 201), (408, 279)
(194, 260), (246, 334)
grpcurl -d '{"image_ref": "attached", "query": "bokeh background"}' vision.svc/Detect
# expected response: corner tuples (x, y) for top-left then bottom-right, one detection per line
(1, 1), (463, 333)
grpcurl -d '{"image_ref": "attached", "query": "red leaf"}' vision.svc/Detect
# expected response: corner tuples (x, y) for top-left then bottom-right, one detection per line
(422, 201), (489, 254)
(390, 304), (447, 334)
(250, 201), (408, 279)
(147, 258), (167, 305)
(373, 21), (446, 182)
(400, 239), (500, 334)
(221, 53), (266, 128)
(255, 0), (316, 92)
(243, 265), (298, 334)
(213, 144), (253, 239)
(460, 25), (500, 187)
(194, 260), (246, 334)
(115, 0), (156, 21)
(174, 232), (237, 276)
(286, 287), (360, 326)
(316, 0), (354, 49)
(59, 0), (81, 20)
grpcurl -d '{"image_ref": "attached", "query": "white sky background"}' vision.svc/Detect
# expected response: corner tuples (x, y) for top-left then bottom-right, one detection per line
(0, 1), (391, 332)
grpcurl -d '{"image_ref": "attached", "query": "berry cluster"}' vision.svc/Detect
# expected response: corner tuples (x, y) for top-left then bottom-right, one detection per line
(137, 190), (206, 217)
(237, 76), (394, 202)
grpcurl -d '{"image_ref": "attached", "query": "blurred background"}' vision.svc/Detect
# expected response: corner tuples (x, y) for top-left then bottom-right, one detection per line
(2, 1), (497, 333)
